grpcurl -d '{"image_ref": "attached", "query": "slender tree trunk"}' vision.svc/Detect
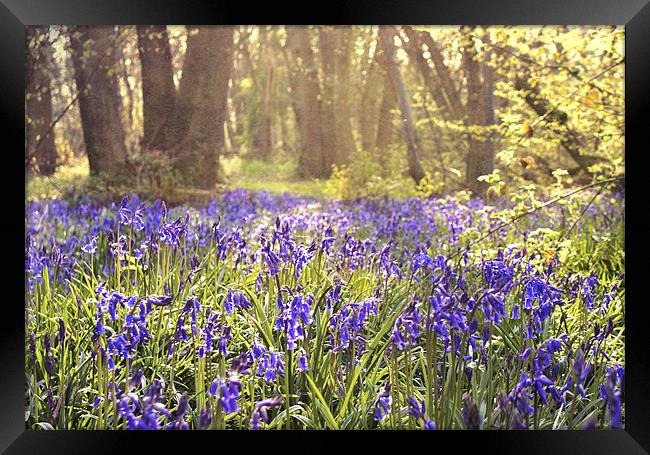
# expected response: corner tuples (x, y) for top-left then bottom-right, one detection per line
(225, 100), (238, 156)
(318, 26), (338, 171)
(281, 41), (302, 155)
(258, 64), (274, 159)
(375, 72), (397, 154)
(359, 58), (384, 153)
(228, 27), (250, 152)
(420, 30), (464, 120)
(285, 26), (327, 179)
(332, 27), (357, 165)
(136, 25), (176, 151)
(258, 28), (275, 160)
(69, 26), (128, 177)
(402, 26), (453, 121)
(378, 26), (426, 184)
(26, 26), (58, 176)
(462, 30), (495, 197)
(118, 38), (135, 142)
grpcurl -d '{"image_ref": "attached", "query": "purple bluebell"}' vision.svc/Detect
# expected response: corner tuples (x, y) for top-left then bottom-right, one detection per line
(391, 298), (423, 351)
(600, 368), (623, 429)
(374, 383), (392, 422)
(251, 396), (284, 429)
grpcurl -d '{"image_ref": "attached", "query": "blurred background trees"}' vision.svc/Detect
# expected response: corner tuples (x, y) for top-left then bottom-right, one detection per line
(25, 25), (624, 201)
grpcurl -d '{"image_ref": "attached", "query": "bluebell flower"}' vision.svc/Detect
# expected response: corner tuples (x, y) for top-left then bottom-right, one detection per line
(321, 227), (336, 255)
(260, 237), (281, 276)
(148, 294), (173, 307)
(218, 325), (232, 355)
(298, 351), (309, 372)
(276, 293), (314, 350)
(58, 318), (65, 345)
(326, 280), (342, 310)
(484, 259), (515, 293)
(391, 298), (423, 351)
(374, 383), (392, 422)
(118, 197), (132, 226)
(406, 397), (426, 419)
(412, 252), (435, 273)
(82, 235), (98, 254)
(28, 332), (36, 361)
(116, 379), (171, 430)
(164, 393), (189, 430)
(224, 289), (251, 314)
(219, 382), (240, 414)
(331, 296), (379, 355)
(581, 274), (599, 311)
(43, 333), (54, 376)
(600, 368), (623, 429)
(582, 416), (598, 430)
(572, 348), (592, 399)
(198, 401), (212, 429)
(250, 396), (284, 429)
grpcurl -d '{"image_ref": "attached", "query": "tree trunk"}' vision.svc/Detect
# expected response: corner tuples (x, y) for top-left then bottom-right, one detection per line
(420, 30), (464, 120)
(170, 26), (234, 189)
(165, 27), (204, 151)
(26, 26), (58, 176)
(285, 26), (327, 179)
(402, 26), (454, 121)
(317, 26), (338, 171)
(332, 27), (357, 165)
(462, 30), (495, 198)
(375, 71), (397, 155)
(258, 28), (275, 160)
(318, 26), (356, 167)
(69, 26), (128, 177)
(136, 25), (176, 151)
(228, 27), (251, 153)
(359, 56), (384, 153)
(318, 25), (338, 174)
(281, 41), (302, 155)
(377, 26), (426, 184)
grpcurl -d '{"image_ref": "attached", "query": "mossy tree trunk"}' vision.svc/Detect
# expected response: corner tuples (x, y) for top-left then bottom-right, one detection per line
(69, 26), (128, 177)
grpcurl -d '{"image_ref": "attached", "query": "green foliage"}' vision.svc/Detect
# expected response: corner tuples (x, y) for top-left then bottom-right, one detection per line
(26, 157), (90, 201)
(324, 147), (418, 200)
(26, 152), (213, 206)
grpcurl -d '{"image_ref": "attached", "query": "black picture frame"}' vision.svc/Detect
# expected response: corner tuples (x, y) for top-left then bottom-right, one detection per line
(4, 0), (649, 453)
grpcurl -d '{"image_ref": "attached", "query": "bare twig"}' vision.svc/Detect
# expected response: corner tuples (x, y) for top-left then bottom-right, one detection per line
(447, 176), (623, 261)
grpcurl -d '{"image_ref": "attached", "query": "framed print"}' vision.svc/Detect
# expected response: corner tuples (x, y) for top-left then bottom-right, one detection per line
(2, 0), (649, 453)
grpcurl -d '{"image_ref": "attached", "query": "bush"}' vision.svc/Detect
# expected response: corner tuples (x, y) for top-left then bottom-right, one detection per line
(324, 146), (418, 200)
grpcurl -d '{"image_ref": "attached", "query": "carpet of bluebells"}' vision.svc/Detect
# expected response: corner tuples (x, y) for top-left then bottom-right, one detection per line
(25, 189), (624, 430)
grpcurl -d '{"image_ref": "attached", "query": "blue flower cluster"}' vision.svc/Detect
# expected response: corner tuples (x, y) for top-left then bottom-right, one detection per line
(25, 189), (625, 430)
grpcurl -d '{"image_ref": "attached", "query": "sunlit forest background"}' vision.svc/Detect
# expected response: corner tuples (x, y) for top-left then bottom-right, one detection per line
(25, 25), (624, 202)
